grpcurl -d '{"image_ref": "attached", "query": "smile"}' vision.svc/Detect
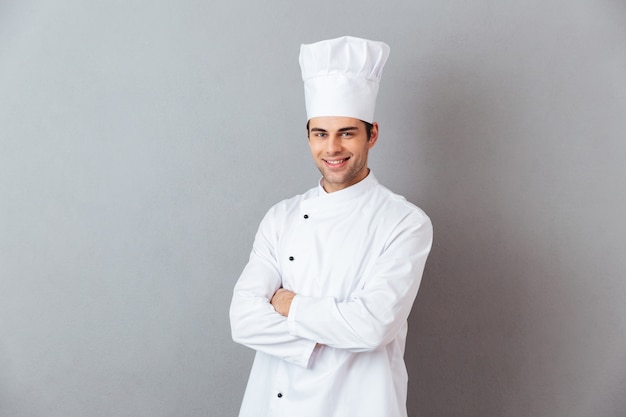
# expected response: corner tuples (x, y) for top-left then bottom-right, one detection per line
(323, 158), (349, 167)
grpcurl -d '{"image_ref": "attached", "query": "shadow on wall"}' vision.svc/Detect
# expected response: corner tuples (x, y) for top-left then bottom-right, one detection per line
(401, 61), (532, 416)
(401, 58), (626, 416)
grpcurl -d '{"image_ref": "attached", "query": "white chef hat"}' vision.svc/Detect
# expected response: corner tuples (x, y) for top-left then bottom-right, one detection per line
(299, 36), (390, 123)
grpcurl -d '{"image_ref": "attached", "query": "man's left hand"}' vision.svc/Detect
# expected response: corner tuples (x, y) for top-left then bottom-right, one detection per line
(270, 288), (295, 317)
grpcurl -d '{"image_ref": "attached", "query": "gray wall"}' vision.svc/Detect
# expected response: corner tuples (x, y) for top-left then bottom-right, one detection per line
(1, 1), (624, 416)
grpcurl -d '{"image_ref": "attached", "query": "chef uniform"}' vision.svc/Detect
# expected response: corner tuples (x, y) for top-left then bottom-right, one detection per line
(230, 36), (433, 417)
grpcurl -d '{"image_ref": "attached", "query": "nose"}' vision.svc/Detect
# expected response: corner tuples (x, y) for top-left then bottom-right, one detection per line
(325, 135), (342, 154)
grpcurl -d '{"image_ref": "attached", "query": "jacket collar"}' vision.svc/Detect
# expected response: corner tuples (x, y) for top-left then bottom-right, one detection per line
(317, 170), (378, 200)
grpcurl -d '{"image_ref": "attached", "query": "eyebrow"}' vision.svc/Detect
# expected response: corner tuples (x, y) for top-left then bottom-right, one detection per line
(310, 126), (360, 133)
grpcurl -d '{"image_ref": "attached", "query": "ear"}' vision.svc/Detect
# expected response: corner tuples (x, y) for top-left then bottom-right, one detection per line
(368, 122), (379, 149)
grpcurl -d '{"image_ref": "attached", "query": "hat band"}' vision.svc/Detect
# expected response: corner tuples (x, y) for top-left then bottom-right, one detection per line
(303, 75), (379, 123)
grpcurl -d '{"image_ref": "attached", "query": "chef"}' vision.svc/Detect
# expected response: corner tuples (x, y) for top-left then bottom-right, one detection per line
(230, 35), (433, 417)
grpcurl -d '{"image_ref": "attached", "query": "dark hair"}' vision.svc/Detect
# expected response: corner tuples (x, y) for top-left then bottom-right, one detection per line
(306, 120), (375, 140)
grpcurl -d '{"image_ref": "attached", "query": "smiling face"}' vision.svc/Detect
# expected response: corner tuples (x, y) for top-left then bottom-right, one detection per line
(307, 116), (378, 193)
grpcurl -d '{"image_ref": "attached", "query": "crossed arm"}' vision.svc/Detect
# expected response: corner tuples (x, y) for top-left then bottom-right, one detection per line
(230, 207), (433, 367)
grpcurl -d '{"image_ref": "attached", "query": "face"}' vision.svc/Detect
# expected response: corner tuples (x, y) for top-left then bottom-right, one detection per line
(307, 116), (378, 193)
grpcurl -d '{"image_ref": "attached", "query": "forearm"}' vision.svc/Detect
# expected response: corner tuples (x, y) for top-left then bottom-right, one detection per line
(286, 221), (432, 351)
(230, 290), (316, 367)
(230, 255), (316, 367)
(287, 271), (420, 351)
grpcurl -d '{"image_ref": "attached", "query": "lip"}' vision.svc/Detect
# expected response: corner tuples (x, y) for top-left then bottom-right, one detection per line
(323, 157), (349, 169)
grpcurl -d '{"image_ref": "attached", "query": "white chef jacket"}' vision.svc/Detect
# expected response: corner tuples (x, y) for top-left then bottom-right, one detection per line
(230, 172), (433, 417)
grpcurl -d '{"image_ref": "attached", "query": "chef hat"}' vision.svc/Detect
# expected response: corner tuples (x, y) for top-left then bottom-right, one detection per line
(299, 36), (390, 123)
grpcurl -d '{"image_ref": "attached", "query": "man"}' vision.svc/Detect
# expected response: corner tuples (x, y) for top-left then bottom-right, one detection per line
(230, 36), (433, 417)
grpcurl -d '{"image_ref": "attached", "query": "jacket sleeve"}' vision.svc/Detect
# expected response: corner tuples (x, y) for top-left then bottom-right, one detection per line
(286, 211), (433, 352)
(229, 207), (317, 368)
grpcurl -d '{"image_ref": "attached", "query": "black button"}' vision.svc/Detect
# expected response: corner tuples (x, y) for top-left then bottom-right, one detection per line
(303, 214), (309, 219)
(288, 256), (294, 261)
(277, 393), (283, 398)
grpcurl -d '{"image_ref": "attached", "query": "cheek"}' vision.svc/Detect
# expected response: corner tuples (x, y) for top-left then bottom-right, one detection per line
(351, 143), (370, 157)
(308, 141), (322, 156)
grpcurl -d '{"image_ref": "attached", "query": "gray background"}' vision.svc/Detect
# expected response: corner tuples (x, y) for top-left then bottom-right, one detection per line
(1, 0), (625, 416)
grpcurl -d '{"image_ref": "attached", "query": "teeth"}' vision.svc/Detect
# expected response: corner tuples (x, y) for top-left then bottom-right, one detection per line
(326, 159), (345, 165)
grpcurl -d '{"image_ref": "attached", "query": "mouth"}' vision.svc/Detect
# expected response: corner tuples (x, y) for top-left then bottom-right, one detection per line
(323, 157), (349, 168)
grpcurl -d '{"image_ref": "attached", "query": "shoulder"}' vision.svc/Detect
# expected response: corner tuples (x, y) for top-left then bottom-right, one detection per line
(367, 183), (433, 252)
(370, 182), (430, 225)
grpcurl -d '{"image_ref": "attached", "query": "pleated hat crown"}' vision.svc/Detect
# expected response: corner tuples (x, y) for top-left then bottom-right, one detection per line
(299, 36), (390, 123)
